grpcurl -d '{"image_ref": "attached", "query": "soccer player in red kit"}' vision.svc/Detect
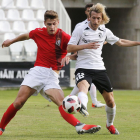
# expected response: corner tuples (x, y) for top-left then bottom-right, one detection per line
(0, 10), (101, 135)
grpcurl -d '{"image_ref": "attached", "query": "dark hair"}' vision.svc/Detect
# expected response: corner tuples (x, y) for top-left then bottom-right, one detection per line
(85, 3), (93, 11)
(44, 10), (59, 21)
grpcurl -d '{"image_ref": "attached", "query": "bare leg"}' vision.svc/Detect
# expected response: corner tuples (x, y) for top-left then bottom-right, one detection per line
(102, 91), (116, 127)
(45, 88), (64, 106)
(14, 85), (36, 109)
(45, 88), (101, 134)
(45, 88), (80, 126)
(0, 86), (36, 130)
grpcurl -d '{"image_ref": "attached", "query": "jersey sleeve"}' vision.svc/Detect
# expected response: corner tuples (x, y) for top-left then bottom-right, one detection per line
(68, 26), (82, 45)
(29, 28), (39, 39)
(106, 28), (119, 45)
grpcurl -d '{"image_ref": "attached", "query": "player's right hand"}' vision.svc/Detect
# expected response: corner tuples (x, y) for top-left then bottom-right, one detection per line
(61, 56), (70, 66)
(2, 39), (12, 48)
(85, 42), (100, 49)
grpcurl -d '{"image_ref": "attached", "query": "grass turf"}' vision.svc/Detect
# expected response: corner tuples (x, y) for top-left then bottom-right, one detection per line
(0, 88), (140, 140)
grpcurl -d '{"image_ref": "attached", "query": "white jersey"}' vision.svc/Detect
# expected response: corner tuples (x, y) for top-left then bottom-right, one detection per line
(75, 19), (89, 29)
(68, 23), (119, 70)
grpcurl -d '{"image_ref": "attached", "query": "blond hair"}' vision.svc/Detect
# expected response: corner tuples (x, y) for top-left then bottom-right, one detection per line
(89, 3), (110, 24)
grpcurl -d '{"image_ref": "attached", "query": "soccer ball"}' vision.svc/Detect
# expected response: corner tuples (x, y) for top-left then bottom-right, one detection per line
(62, 95), (81, 114)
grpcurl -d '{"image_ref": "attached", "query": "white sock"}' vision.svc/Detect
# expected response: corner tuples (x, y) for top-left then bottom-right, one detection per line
(78, 92), (88, 109)
(89, 83), (98, 104)
(70, 86), (79, 96)
(105, 104), (116, 127)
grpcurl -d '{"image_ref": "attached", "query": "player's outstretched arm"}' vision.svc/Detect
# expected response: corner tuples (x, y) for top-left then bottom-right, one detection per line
(2, 33), (30, 48)
(67, 42), (99, 53)
(115, 39), (140, 47)
(61, 52), (77, 66)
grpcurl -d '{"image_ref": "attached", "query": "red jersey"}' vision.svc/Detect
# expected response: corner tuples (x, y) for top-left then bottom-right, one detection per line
(29, 27), (71, 70)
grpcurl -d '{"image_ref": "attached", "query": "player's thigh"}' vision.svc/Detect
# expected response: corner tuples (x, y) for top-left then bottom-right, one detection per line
(14, 85), (36, 108)
(45, 89), (64, 106)
(75, 68), (92, 93)
(77, 80), (90, 94)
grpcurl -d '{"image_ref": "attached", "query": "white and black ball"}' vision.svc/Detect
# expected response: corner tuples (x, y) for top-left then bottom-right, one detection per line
(62, 95), (81, 114)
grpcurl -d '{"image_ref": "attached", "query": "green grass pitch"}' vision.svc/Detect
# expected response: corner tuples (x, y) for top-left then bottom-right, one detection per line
(0, 88), (140, 140)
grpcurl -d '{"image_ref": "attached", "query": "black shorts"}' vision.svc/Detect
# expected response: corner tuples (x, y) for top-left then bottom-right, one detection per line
(75, 68), (113, 94)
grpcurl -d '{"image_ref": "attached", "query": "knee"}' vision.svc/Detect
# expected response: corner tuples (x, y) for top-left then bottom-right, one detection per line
(13, 99), (25, 109)
(57, 95), (64, 106)
(106, 98), (115, 108)
(78, 82), (89, 93)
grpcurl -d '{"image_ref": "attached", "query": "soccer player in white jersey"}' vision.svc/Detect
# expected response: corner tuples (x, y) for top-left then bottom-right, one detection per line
(71, 3), (105, 108)
(67, 3), (140, 135)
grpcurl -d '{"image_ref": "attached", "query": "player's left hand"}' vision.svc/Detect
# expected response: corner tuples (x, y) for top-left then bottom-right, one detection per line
(61, 56), (70, 66)
(2, 39), (12, 48)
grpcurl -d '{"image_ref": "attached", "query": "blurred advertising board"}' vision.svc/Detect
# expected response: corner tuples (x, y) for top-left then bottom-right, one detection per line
(0, 62), (70, 87)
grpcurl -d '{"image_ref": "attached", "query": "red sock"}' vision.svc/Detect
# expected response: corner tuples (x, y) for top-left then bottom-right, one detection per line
(59, 105), (80, 126)
(0, 103), (19, 129)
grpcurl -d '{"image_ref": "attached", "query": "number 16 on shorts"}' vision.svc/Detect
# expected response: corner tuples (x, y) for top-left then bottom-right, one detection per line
(75, 72), (85, 84)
